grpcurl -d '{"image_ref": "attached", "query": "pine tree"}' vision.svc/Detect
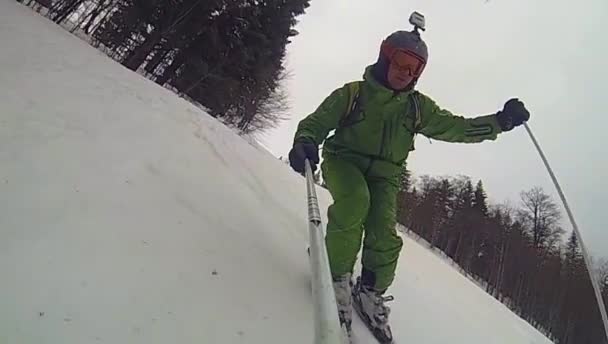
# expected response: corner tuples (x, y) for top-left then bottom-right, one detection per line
(443, 177), (473, 257)
(473, 180), (488, 216)
(565, 231), (584, 274)
(64, 0), (310, 134)
(398, 165), (411, 193)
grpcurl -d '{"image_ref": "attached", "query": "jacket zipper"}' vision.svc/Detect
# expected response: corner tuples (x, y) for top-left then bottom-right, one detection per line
(364, 122), (388, 176)
(379, 121), (388, 157)
(367, 95), (397, 176)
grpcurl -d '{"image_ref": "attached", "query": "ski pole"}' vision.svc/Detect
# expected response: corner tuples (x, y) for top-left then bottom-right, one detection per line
(523, 122), (608, 340)
(305, 159), (345, 344)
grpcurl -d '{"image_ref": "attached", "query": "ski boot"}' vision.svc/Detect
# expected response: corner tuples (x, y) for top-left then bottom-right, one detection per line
(352, 276), (395, 344)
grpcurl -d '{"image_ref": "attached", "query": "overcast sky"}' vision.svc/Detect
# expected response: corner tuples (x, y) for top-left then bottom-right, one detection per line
(258, 0), (608, 257)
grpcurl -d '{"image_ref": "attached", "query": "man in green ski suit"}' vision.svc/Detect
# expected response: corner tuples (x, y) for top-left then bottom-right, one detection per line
(288, 24), (530, 343)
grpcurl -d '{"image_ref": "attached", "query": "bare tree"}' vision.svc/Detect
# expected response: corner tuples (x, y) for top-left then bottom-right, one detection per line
(240, 85), (289, 134)
(519, 187), (564, 249)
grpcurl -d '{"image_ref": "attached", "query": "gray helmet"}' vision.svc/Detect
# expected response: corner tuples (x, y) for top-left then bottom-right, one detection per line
(372, 30), (428, 89)
(382, 30), (428, 63)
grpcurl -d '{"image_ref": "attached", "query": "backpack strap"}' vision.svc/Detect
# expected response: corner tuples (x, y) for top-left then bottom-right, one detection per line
(339, 81), (362, 127)
(408, 91), (422, 151)
(410, 91), (422, 133)
(339, 82), (422, 133)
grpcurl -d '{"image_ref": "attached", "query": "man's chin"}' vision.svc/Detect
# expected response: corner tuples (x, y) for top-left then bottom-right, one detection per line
(389, 82), (411, 91)
(388, 76), (413, 89)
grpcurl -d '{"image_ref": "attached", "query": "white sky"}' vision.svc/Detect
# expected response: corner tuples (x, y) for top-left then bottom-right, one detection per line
(259, 0), (608, 257)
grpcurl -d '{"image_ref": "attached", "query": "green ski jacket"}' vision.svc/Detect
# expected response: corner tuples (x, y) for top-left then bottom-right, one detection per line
(294, 66), (503, 178)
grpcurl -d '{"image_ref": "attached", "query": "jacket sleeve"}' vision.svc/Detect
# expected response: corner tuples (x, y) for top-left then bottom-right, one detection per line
(417, 93), (503, 143)
(293, 84), (352, 145)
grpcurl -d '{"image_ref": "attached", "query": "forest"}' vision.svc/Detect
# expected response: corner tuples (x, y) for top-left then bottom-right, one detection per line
(397, 171), (607, 343)
(18, 0), (310, 133)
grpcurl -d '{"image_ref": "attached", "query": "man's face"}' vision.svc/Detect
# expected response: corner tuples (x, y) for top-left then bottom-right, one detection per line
(387, 63), (415, 90)
(385, 50), (425, 91)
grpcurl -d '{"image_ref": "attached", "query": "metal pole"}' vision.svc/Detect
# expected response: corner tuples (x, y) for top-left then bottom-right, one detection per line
(523, 123), (608, 339)
(305, 159), (345, 344)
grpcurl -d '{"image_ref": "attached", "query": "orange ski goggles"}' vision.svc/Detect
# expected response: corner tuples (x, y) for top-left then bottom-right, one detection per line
(381, 42), (426, 77)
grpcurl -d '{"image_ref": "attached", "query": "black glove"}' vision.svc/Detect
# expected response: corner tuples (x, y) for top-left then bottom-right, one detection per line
(288, 138), (320, 174)
(496, 98), (530, 132)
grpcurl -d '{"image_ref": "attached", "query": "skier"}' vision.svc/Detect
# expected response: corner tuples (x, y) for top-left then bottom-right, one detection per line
(288, 16), (530, 343)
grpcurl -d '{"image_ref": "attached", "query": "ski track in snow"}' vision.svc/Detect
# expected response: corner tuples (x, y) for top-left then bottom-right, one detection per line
(0, 1), (553, 343)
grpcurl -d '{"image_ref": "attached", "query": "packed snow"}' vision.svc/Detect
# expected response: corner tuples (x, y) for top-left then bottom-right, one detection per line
(0, 1), (553, 343)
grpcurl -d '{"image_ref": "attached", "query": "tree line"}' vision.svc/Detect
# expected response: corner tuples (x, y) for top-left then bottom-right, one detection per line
(17, 0), (310, 134)
(397, 172), (607, 343)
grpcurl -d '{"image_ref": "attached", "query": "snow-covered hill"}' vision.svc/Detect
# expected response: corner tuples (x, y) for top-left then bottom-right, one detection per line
(0, 1), (552, 343)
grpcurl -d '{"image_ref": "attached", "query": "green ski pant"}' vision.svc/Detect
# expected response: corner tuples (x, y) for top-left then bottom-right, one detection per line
(321, 155), (403, 291)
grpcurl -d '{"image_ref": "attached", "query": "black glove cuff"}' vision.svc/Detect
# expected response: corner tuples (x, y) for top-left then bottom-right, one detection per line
(496, 111), (514, 132)
(294, 137), (316, 146)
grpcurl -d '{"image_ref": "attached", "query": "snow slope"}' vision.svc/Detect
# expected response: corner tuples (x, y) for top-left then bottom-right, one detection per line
(0, 1), (553, 343)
